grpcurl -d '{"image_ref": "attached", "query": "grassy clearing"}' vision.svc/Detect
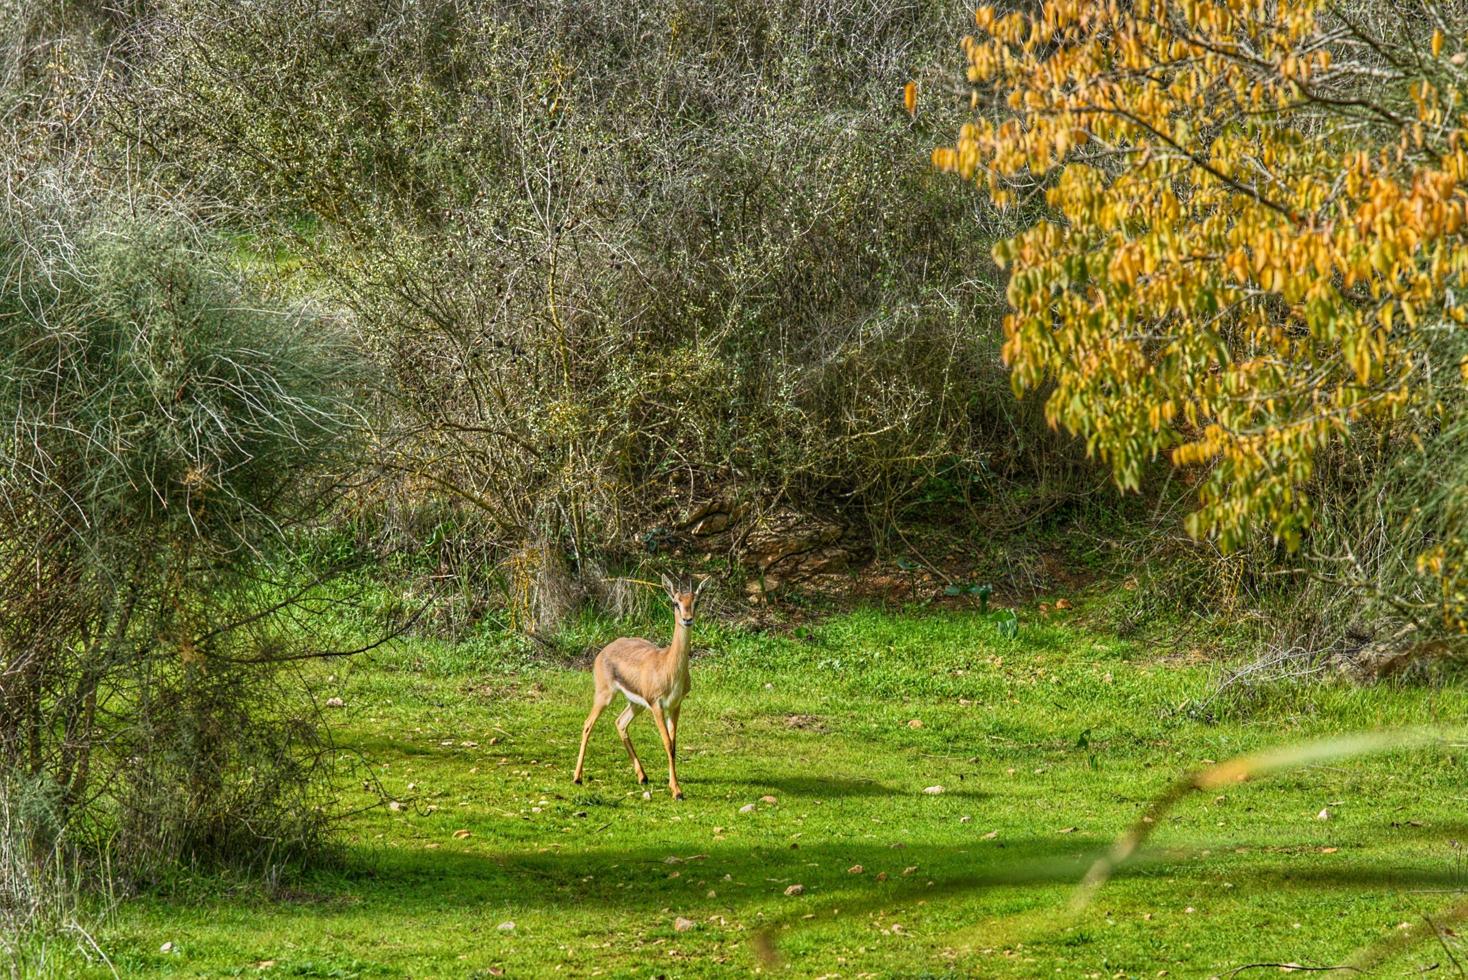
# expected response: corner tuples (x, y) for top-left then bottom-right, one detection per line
(55, 605), (1468, 977)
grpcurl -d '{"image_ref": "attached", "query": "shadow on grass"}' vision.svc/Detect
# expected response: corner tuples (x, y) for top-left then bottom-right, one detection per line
(266, 835), (1468, 925)
(693, 774), (985, 799)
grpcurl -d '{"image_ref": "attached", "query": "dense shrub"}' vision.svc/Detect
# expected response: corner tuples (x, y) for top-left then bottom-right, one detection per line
(0, 183), (364, 898)
(116, 0), (1085, 617)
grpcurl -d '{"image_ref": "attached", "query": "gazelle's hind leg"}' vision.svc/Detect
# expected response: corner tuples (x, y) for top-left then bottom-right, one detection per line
(573, 686), (614, 784)
(615, 703), (648, 784)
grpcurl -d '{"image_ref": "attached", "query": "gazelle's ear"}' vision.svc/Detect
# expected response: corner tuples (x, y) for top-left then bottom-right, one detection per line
(694, 575), (712, 597)
(660, 574), (677, 598)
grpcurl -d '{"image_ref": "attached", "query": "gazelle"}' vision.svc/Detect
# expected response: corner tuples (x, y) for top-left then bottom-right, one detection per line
(573, 574), (710, 800)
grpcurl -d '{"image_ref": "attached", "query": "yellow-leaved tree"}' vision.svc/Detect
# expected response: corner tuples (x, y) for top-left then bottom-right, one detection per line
(937, 0), (1468, 631)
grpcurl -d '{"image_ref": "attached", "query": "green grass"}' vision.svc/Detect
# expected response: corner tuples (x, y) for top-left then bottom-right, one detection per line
(54, 605), (1468, 977)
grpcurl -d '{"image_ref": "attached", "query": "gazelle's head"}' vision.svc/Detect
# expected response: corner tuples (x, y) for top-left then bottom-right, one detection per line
(662, 574), (711, 628)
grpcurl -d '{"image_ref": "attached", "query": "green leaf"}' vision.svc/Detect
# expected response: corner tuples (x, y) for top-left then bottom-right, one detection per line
(992, 608), (1019, 639)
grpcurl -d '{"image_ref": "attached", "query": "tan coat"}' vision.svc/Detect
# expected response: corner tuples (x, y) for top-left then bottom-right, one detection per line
(572, 576), (708, 799)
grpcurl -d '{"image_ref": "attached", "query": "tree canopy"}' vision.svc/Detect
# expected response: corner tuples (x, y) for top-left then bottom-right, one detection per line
(938, 0), (1468, 629)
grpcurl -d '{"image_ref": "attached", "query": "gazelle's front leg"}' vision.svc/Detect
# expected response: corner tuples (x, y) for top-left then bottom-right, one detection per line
(647, 702), (682, 800)
(667, 703), (681, 763)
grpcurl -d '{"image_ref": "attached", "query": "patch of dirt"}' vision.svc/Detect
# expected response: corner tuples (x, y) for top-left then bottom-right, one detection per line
(782, 714), (827, 731)
(691, 497), (1095, 603)
(1159, 647), (1212, 667)
(566, 645), (601, 669)
(461, 680), (546, 703)
(268, 887), (334, 905)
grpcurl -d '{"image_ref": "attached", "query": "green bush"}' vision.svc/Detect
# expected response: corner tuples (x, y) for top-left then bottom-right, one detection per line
(0, 185), (364, 894)
(117, 0), (1085, 619)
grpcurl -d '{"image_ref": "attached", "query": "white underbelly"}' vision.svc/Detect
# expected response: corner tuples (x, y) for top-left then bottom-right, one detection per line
(615, 679), (687, 710)
(615, 683), (650, 708)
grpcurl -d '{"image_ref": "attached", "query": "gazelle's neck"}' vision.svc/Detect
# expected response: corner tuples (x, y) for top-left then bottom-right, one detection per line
(666, 620), (691, 660)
